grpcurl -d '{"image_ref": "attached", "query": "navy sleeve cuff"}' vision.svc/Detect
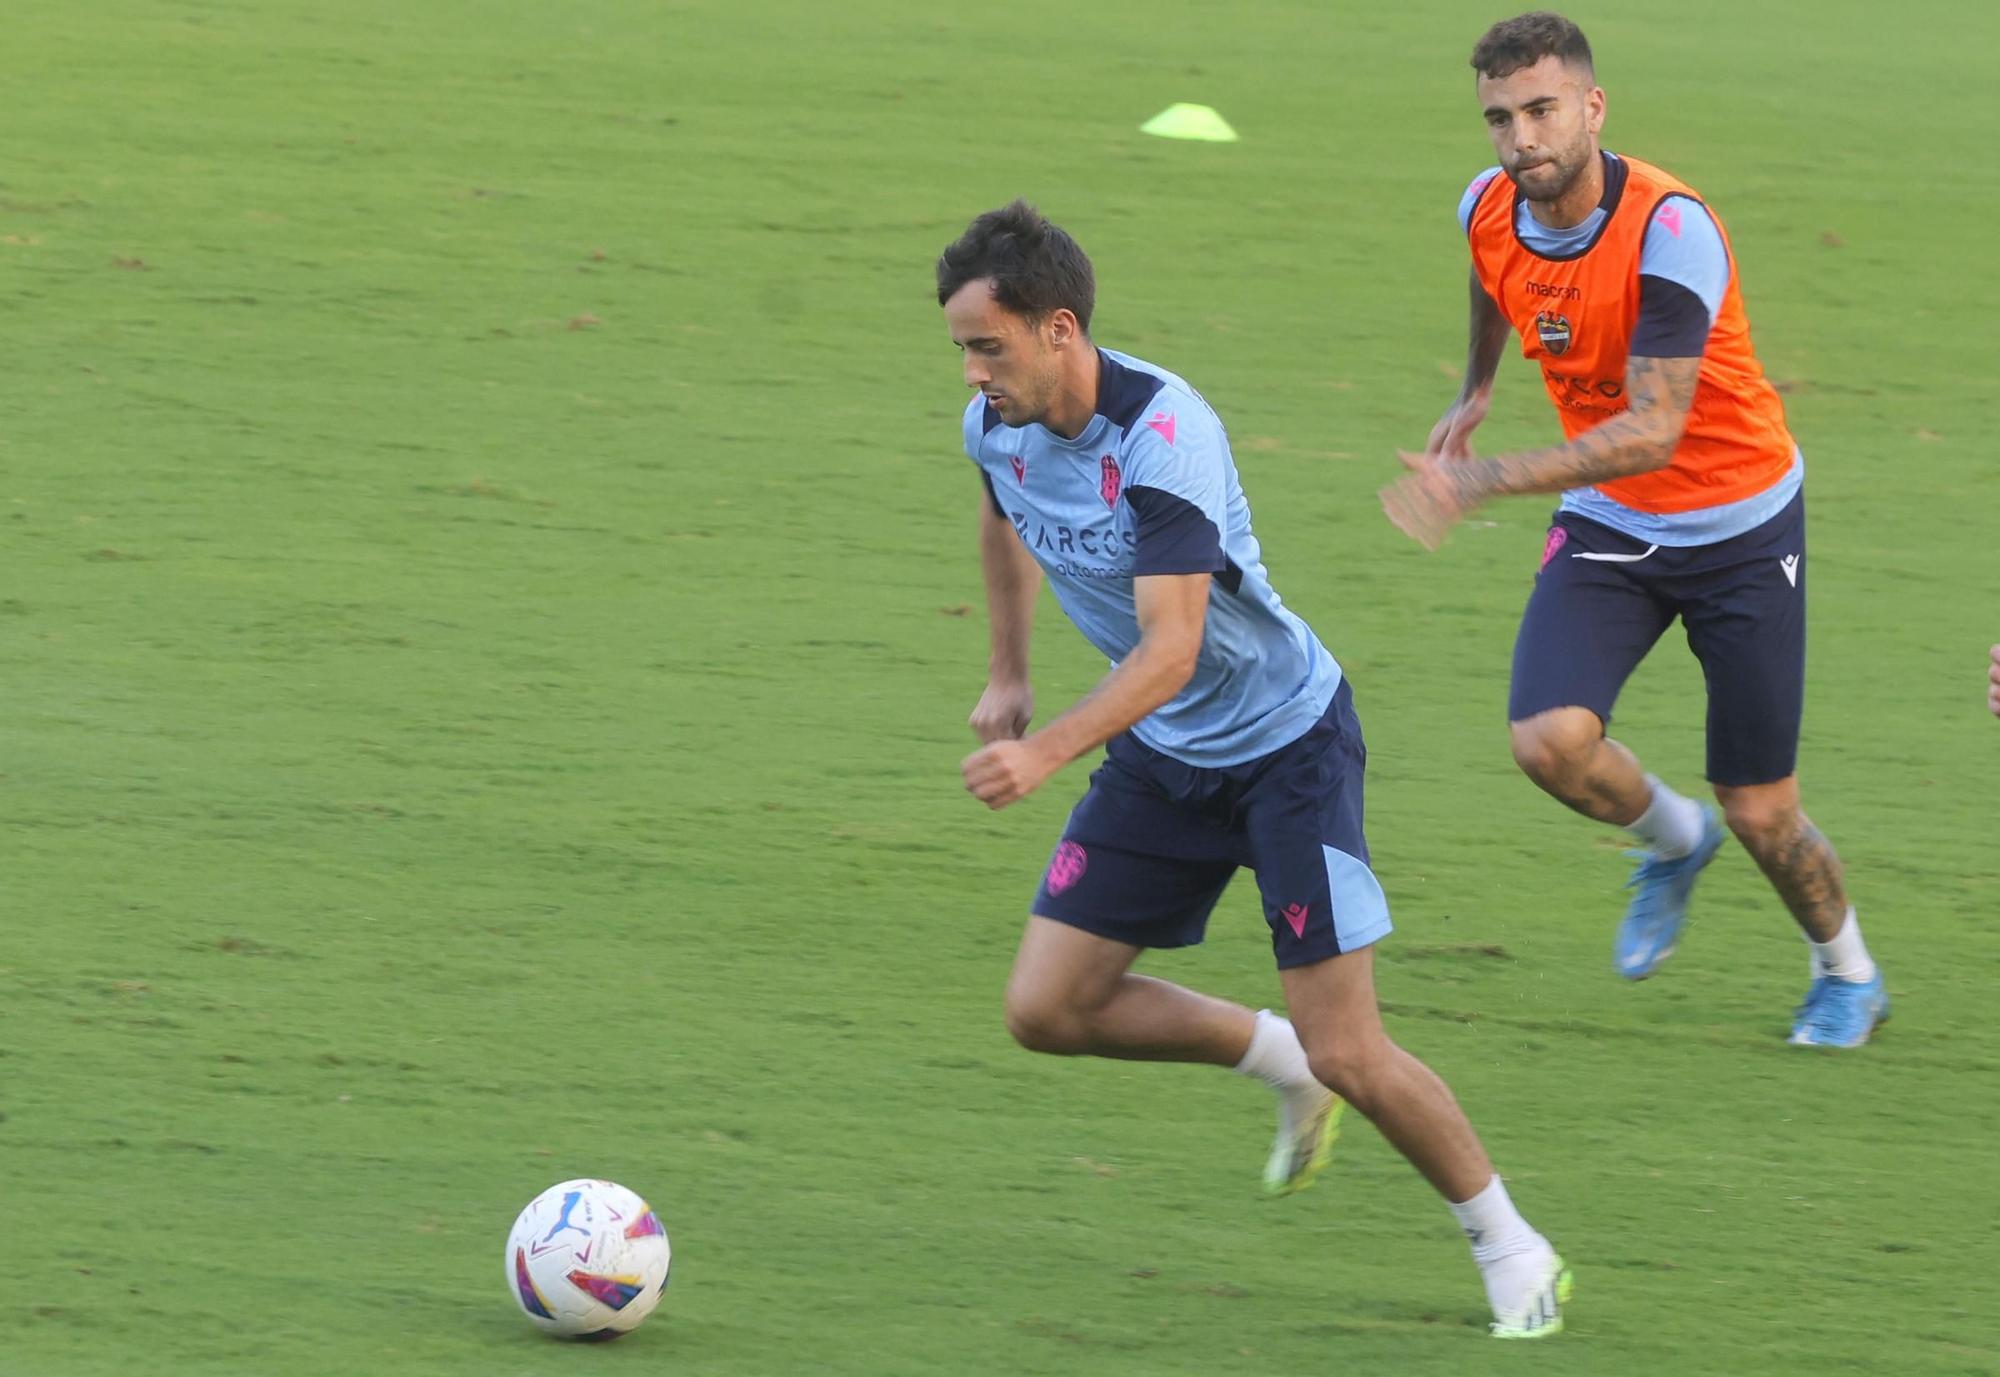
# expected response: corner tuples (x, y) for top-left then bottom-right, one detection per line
(1125, 485), (1225, 577)
(979, 469), (1005, 519)
(1631, 274), (1713, 358)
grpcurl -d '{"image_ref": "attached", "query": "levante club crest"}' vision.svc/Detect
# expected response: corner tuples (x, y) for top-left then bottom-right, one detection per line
(1099, 454), (1122, 508)
(1535, 310), (1574, 356)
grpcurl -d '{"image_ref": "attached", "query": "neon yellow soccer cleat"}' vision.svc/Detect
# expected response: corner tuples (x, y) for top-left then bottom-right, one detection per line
(1262, 1087), (1344, 1197)
(1490, 1256), (1574, 1340)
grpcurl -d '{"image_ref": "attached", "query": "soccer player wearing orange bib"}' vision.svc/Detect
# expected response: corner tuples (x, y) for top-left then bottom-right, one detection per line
(1381, 12), (1887, 1047)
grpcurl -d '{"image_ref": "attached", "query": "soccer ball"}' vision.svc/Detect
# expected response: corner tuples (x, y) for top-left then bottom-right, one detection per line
(505, 1178), (672, 1339)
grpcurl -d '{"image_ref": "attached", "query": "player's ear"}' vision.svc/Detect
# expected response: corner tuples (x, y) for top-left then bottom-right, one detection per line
(1046, 308), (1080, 349)
(1585, 84), (1606, 136)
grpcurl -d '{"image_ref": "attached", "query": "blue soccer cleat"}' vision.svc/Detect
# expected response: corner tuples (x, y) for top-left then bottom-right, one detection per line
(1788, 971), (1890, 1048)
(1613, 806), (1727, 980)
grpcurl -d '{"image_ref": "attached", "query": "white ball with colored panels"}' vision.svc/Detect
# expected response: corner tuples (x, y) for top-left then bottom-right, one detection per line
(506, 1178), (672, 1339)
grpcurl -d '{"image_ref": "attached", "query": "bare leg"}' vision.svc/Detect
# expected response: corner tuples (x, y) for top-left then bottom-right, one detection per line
(1714, 776), (1848, 943)
(1280, 946), (1491, 1202)
(1003, 916), (1254, 1064)
(1509, 706), (1652, 826)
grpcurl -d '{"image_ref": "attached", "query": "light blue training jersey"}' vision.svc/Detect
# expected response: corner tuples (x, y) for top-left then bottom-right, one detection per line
(963, 348), (1339, 768)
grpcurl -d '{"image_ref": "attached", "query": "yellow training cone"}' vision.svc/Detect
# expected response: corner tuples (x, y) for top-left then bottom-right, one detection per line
(1140, 103), (1238, 143)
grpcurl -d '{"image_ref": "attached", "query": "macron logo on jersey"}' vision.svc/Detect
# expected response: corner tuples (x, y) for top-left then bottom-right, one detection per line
(1009, 454), (1026, 485)
(1654, 202), (1684, 238)
(1145, 411), (1177, 445)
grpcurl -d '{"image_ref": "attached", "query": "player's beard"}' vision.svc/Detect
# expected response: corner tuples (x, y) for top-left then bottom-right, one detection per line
(1514, 137), (1593, 205)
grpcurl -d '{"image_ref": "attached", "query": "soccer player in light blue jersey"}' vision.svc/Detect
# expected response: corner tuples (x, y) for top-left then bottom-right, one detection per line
(937, 201), (1569, 1338)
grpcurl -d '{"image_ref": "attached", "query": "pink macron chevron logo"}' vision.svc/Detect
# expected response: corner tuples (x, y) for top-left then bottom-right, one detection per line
(1654, 202), (1684, 238)
(1280, 902), (1310, 939)
(1145, 411), (1177, 445)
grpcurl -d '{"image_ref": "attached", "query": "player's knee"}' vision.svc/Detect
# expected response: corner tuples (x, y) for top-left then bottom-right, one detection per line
(1718, 792), (1796, 852)
(1509, 716), (1594, 791)
(1002, 993), (1091, 1056)
(1303, 1036), (1387, 1108)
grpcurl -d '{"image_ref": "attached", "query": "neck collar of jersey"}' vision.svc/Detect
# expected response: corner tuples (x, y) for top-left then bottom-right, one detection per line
(1512, 150), (1629, 261)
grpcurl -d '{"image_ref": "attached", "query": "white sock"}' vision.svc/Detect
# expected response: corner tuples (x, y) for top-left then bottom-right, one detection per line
(1447, 1175), (1539, 1260)
(1808, 907), (1876, 983)
(1626, 775), (1705, 859)
(1233, 1009), (1317, 1094)
(1449, 1176), (1554, 1320)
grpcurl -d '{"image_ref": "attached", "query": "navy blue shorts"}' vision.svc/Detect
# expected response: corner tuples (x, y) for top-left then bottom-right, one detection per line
(1509, 492), (1807, 786)
(1031, 679), (1392, 969)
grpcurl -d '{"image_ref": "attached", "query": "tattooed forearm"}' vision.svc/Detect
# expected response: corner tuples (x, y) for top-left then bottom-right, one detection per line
(1448, 354), (1701, 504)
(1739, 813), (1849, 942)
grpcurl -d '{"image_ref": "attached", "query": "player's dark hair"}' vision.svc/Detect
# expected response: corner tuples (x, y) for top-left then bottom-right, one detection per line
(935, 200), (1095, 333)
(1470, 11), (1594, 81)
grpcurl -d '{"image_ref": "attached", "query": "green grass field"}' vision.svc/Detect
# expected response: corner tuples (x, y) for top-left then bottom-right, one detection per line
(6, 1), (1998, 1372)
